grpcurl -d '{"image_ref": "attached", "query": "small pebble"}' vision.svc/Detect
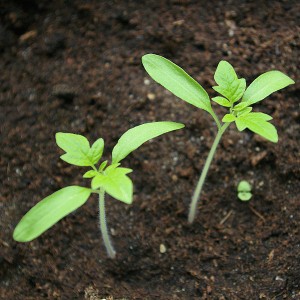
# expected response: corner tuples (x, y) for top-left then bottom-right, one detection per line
(171, 174), (178, 182)
(160, 244), (167, 253)
(147, 93), (155, 100)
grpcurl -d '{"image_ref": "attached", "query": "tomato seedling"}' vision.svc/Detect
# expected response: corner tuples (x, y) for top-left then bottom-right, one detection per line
(142, 54), (294, 223)
(237, 180), (252, 201)
(13, 122), (184, 258)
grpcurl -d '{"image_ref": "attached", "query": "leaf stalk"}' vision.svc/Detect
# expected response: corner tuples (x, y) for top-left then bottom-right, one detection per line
(211, 110), (221, 130)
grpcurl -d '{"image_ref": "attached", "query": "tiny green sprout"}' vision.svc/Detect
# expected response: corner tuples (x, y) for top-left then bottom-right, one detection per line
(13, 122), (184, 258)
(142, 54), (295, 223)
(237, 180), (252, 201)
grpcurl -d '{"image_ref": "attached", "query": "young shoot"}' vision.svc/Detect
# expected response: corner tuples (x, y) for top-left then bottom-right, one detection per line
(142, 54), (295, 223)
(237, 180), (252, 201)
(13, 122), (184, 258)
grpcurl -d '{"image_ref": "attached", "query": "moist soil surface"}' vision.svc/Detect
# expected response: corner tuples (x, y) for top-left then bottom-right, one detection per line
(1, 1), (299, 299)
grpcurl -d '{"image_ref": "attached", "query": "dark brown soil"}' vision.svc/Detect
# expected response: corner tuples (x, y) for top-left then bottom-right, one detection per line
(1, 1), (299, 299)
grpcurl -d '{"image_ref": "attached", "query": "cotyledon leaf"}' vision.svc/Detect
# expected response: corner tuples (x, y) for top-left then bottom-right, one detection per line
(112, 121), (184, 164)
(142, 54), (213, 113)
(13, 186), (92, 242)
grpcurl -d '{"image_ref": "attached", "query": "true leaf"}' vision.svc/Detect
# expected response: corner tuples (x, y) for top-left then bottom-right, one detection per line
(99, 160), (108, 171)
(105, 166), (132, 176)
(92, 168), (133, 204)
(13, 186), (91, 242)
(142, 54), (213, 113)
(112, 121), (184, 163)
(248, 112), (273, 121)
(212, 96), (231, 107)
(222, 114), (236, 123)
(242, 70), (295, 105)
(213, 61), (246, 103)
(89, 138), (104, 165)
(235, 120), (247, 131)
(233, 102), (250, 111)
(214, 60), (238, 87)
(83, 170), (98, 178)
(91, 174), (105, 189)
(92, 167), (132, 189)
(56, 133), (93, 166)
(235, 113), (278, 142)
(236, 107), (252, 117)
(105, 163), (121, 173)
(213, 79), (246, 103)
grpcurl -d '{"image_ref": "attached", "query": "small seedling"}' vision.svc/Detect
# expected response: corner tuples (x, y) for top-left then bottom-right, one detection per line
(237, 180), (252, 201)
(142, 54), (294, 223)
(13, 122), (184, 258)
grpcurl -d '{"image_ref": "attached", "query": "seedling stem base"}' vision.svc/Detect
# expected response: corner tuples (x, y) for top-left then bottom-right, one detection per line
(188, 123), (230, 223)
(99, 188), (116, 259)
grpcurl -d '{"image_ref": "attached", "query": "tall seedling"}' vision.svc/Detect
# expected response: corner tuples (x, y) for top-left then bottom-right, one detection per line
(142, 54), (294, 223)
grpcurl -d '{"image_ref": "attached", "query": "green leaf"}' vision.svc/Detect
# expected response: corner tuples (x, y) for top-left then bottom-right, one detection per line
(237, 181), (252, 201)
(213, 61), (246, 103)
(92, 168), (133, 204)
(235, 112), (278, 142)
(98, 160), (108, 171)
(142, 54), (213, 113)
(213, 79), (246, 103)
(238, 192), (252, 201)
(105, 163), (121, 173)
(248, 112), (273, 121)
(238, 180), (252, 193)
(214, 61), (238, 87)
(233, 102), (250, 111)
(13, 186), (91, 242)
(91, 174), (104, 189)
(89, 138), (104, 165)
(212, 96), (231, 107)
(112, 121), (184, 163)
(242, 70), (295, 105)
(92, 167), (132, 189)
(222, 114), (236, 123)
(235, 120), (247, 131)
(83, 170), (98, 178)
(56, 133), (93, 166)
(236, 107), (252, 117)
(106, 166), (132, 176)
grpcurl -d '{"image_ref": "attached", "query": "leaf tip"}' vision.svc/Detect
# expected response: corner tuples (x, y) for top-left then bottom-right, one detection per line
(142, 53), (156, 64)
(13, 224), (32, 243)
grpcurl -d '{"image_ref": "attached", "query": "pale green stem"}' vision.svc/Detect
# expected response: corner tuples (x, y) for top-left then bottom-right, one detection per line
(188, 123), (230, 223)
(99, 188), (116, 258)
